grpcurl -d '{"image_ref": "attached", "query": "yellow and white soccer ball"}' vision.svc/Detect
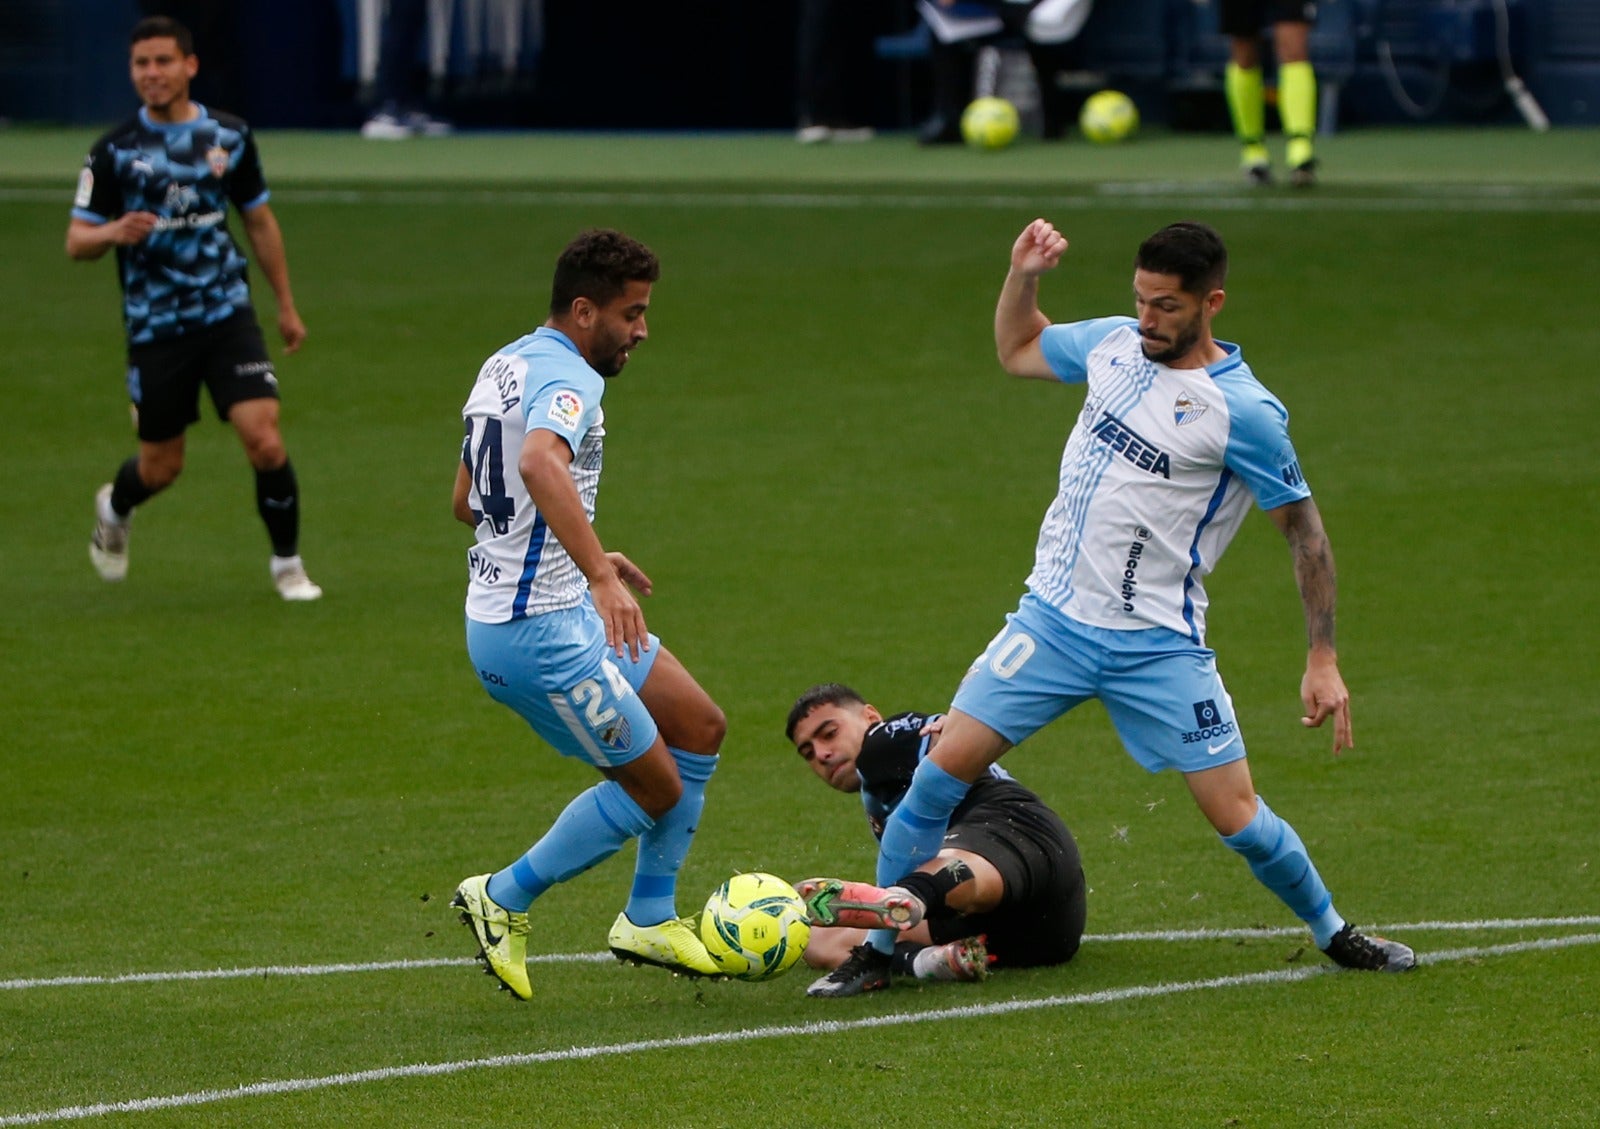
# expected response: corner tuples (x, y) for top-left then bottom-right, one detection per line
(700, 872), (811, 981)
(1080, 89), (1139, 144)
(961, 96), (1021, 151)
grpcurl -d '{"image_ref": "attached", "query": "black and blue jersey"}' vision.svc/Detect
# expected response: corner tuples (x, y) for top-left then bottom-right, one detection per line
(857, 711), (1017, 839)
(72, 104), (269, 346)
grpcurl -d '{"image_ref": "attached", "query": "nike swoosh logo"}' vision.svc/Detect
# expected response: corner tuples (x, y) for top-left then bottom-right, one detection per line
(481, 920), (504, 946)
(1207, 734), (1239, 756)
(262, 497), (295, 509)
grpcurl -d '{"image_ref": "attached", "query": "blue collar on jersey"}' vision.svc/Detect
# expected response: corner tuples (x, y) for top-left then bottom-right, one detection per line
(138, 103), (207, 132)
(1206, 339), (1244, 377)
(533, 325), (580, 355)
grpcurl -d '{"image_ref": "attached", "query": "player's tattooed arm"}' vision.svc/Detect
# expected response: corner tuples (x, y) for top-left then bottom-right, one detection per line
(1268, 497), (1353, 753)
(1269, 497), (1337, 652)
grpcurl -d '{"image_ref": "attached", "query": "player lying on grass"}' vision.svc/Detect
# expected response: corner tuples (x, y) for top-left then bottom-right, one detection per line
(786, 683), (1087, 998)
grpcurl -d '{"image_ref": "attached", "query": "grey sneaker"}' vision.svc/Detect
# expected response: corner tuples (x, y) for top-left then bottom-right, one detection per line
(89, 484), (129, 581)
(807, 943), (892, 998)
(1321, 924), (1416, 972)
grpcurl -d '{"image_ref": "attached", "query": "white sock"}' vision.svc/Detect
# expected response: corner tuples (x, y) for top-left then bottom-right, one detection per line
(912, 943), (959, 981)
(270, 554), (303, 577)
(99, 492), (128, 526)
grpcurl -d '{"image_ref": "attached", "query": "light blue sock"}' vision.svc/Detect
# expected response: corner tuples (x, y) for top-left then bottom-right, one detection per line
(626, 748), (718, 927)
(868, 758), (969, 953)
(487, 780), (654, 913)
(1221, 796), (1345, 948)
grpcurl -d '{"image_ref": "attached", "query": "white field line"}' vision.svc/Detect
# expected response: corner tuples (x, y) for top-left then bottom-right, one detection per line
(4, 914), (1596, 993)
(3, 185), (1599, 213)
(2, 931), (1596, 1128)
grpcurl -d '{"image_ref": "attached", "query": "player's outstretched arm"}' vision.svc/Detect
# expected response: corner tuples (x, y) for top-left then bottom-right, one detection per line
(995, 218), (1068, 380)
(1267, 497), (1353, 753)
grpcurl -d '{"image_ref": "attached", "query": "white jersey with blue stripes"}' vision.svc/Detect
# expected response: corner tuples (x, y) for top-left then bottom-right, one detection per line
(1029, 317), (1311, 644)
(461, 327), (605, 624)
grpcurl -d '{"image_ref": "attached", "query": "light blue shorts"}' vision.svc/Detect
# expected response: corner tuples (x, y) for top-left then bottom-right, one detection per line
(950, 592), (1247, 774)
(466, 598), (661, 769)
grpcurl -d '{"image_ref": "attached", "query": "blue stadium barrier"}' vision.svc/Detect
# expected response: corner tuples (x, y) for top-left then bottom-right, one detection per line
(1524, 0), (1600, 123)
(1066, 0), (1171, 86)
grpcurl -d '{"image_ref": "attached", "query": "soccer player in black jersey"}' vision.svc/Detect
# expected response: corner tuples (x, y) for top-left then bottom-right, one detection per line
(68, 16), (320, 601)
(786, 683), (1087, 997)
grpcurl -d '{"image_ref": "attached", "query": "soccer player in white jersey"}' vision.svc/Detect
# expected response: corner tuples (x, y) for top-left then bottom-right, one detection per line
(818, 218), (1414, 986)
(449, 229), (727, 999)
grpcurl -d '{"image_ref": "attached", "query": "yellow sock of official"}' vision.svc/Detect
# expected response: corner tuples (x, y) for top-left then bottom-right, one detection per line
(1225, 63), (1268, 167)
(1279, 60), (1317, 168)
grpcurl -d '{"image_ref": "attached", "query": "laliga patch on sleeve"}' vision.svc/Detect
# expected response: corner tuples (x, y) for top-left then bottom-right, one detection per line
(74, 168), (94, 209)
(547, 390), (584, 430)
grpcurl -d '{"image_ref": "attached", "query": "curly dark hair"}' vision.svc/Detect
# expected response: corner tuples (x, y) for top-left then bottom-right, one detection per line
(549, 229), (660, 317)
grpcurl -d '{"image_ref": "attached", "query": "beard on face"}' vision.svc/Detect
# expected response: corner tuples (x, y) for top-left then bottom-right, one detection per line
(1140, 317), (1201, 365)
(588, 328), (632, 378)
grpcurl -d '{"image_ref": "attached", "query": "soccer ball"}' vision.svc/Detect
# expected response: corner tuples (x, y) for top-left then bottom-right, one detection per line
(961, 96), (1021, 151)
(700, 872), (811, 981)
(1079, 90), (1139, 144)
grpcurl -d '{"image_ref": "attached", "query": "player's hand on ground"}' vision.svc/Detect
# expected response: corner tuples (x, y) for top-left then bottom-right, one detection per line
(278, 306), (307, 354)
(1012, 218), (1068, 276)
(607, 551), (653, 597)
(111, 211), (159, 245)
(592, 573), (649, 662)
(1300, 654), (1353, 754)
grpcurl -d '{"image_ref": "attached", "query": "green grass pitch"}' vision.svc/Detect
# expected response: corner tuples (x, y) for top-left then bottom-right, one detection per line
(1, 125), (1598, 1126)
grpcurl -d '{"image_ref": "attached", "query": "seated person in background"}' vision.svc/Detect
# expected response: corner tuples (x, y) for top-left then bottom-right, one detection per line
(916, 0), (1093, 143)
(786, 683), (1088, 997)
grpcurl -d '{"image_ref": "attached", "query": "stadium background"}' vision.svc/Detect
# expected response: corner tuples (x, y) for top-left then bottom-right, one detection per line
(3, 0), (1599, 131)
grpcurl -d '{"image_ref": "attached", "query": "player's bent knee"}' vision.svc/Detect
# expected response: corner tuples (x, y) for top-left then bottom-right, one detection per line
(244, 440), (287, 471)
(606, 740), (688, 819)
(670, 701), (726, 756)
(699, 703), (728, 753)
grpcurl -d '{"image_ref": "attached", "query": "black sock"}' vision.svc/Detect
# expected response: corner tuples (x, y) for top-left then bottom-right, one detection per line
(255, 459), (300, 557)
(109, 457), (155, 517)
(896, 857), (975, 917)
(890, 941), (922, 976)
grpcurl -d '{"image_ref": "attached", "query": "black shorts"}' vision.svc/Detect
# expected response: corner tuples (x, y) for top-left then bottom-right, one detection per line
(125, 311), (278, 442)
(925, 779), (1087, 969)
(1219, 0), (1317, 37)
